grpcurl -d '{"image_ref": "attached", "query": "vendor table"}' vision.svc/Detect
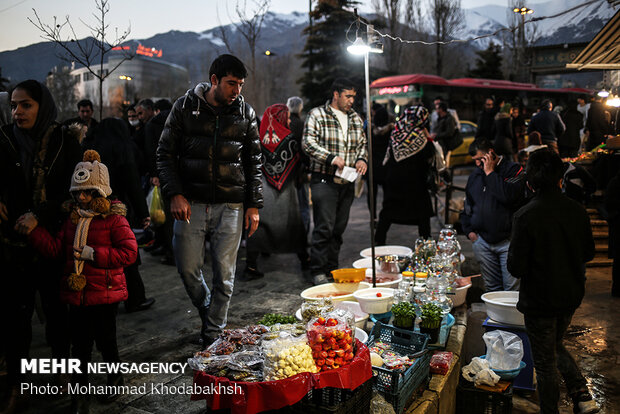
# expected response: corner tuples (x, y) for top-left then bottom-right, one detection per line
(191, 339), (372, 414)
(482, 318), (534, 391)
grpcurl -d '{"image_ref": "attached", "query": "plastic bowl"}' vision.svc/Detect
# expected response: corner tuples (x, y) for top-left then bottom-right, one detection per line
(300, 282), (371, 303)
(353, 288), (395, 314)
(451, 283), (472, 307)
(481, 291), (524, 326)
(364, 270), (402, 289)
(355, 327), (368, 343)
(359, 245), (413, 258)
(479, 355), (526, 380)
(331, 268), (366, 283)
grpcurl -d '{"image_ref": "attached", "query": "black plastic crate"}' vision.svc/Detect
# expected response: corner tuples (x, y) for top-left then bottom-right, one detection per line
(456, 380), (513, 414)
(367, 322), (431, 413)
(296, 378), (373, 414)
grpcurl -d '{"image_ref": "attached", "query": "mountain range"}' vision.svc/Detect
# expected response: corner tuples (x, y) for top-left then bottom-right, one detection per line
(0, 1), (616, 85)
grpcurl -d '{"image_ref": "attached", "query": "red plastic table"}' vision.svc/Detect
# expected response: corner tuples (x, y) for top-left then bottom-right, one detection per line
(192, 339), (372, 414)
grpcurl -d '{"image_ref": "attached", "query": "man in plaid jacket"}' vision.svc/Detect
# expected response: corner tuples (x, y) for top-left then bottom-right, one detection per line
(303, 78), (368, 285)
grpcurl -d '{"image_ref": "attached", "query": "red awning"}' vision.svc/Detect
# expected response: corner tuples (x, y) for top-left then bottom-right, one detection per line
(370, 74), (450, 88)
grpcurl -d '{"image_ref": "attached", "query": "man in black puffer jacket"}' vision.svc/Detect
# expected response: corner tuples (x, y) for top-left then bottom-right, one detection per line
(157, 54), (263, 345)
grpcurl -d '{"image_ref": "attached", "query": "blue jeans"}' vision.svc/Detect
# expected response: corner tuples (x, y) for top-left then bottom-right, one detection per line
(471, 235), (519, 292)
(172, 202), (243, 339)
(524, 313), (588, 414)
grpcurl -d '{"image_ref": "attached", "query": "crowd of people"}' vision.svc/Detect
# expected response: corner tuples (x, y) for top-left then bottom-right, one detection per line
(0, 53), (616, 414)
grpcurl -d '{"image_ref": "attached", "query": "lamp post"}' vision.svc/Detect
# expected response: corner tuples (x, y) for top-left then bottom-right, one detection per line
(347, 21), (382, 287)
(512, 6), (534, 78)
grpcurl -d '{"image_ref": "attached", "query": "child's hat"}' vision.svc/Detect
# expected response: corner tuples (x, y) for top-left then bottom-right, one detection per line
(70, 150), (112, 197)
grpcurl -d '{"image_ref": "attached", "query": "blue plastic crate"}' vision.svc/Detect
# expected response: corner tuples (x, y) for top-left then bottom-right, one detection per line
(367, 322), (431, 413)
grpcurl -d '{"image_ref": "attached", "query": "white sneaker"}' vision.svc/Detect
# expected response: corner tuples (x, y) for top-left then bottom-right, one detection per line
(574, 399), (600, 414)
(312, 274), (328, 285)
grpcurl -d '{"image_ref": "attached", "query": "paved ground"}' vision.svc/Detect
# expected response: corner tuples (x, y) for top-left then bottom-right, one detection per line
(9, 182), (620, 414)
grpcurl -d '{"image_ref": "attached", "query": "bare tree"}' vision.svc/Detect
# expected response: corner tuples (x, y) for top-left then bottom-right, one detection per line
(29, 0), (133, 119)
(46, 66), (78, 120)
(427, 0), (464, 76)
(372, 0), (404, 73)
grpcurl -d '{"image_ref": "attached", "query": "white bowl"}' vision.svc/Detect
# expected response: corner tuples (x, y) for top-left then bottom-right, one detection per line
(355, 327), (368, 343)
(481, 291), (524, 326)
(300, 282), (371, 302)
(364, 270), (402, 289)
(295, 301), (369, 330)
(353, 288), (395, 314)
(352, 257), (377, 269)
(451, 283), (472, 307)
(359, 245), (413, 258)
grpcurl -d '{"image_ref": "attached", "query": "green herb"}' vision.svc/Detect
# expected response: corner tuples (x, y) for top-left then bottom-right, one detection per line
(391, 302), (417, 329)
(258, 313), (297, 326)
(419, 303), (443, 329)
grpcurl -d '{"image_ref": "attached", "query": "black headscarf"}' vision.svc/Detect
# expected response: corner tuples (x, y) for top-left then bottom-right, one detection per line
(12, 80), (58, 189)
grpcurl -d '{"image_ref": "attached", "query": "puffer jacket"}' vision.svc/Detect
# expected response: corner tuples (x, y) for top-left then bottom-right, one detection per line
(29, 202), (138, 306)
(157, 83), (263, 208)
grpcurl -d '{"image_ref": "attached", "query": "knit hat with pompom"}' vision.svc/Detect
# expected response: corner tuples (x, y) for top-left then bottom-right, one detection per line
(70, 150), (112, 197)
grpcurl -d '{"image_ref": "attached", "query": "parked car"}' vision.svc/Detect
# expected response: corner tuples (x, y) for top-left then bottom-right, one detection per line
(449, 120), (477, 167)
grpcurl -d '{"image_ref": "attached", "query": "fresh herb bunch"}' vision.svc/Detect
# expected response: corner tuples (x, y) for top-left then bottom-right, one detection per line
(391, 302), (417, 329)
(391, 302), (417, 319)
(258, 313), (297, 326)
(419, 303), (443, 328)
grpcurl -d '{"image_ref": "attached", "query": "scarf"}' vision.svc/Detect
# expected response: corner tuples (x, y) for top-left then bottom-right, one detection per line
(67, 208), (98, 291)
(386, 105), (429, 163)
(258, 104), (300, 191)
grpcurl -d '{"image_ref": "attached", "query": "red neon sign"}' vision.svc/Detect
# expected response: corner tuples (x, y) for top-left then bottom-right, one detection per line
(136, 44), (162, 58)
(112, 46), (131, 51)
(378, 85), (410, 95)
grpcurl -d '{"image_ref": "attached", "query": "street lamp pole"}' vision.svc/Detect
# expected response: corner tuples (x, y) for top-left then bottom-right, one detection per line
(347, 15), (382, 287)
(513, 6), (534, 80)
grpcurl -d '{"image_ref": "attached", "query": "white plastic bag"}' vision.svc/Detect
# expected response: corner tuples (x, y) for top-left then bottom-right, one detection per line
(483, 330), (523, 370)
(461, 357), (500, 387)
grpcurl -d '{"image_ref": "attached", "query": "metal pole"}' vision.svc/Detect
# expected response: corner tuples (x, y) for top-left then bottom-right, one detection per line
(364, 52), (377, 288)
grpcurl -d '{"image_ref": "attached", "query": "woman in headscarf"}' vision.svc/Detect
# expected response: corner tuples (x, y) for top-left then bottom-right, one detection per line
(0, 80), (82, 411)
(243, 104), (308, 279)
(375, 105), (435, 245)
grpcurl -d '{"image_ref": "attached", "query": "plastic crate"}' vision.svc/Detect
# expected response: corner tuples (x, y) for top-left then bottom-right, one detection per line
(295, 378), (373, 414)
(456, 380), (513, 414)
(367, 322), (431, 413)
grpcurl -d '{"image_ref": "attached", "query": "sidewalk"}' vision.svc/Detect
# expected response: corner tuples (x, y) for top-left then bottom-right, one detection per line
(18, 189), (620, 413)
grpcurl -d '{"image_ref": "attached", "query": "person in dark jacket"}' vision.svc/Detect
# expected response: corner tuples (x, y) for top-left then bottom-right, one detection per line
(287, 96), (311, 238)
(507, 149), (598, 414)
(63, 98), (99, 130)
(475, 97), (497, 142)
(510, 105), (526, 157)
(144, 99), (175, 265)
(559, 100), (584, 158)
(82, 118), (156, 313)
(23, 150), (138, 410)
(460, 139), (524, 292)
(431, 102), (459, 165)
(607, 167), (620, 297)
(527, 99), (566, 154)
(585, 97), (613, 151)
(157, 54), (263, 345)
(0, 80), (82, 412)
(494, 103), (513, 157)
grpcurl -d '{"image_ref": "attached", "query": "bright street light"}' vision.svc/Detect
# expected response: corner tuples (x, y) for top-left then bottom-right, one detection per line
(347, 37), (371, 55)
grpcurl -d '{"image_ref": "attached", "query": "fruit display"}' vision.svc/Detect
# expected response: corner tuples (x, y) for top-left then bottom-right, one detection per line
(306, 316), (354, 371)
(263, 333), (318, 380)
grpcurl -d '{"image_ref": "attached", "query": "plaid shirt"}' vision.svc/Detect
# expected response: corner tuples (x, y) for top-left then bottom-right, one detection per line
(302, 102), (368, 175)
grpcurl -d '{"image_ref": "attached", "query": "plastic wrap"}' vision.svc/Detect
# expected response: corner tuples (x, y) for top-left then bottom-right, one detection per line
(300, 298), (334, 323)
(262, 332), (318, 381)
(306, 315), (354, 372)
(483, 330), (524, 370)
(429, 351), (453, 375)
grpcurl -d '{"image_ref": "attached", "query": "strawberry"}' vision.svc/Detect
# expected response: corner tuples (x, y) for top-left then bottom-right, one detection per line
(325, 358), (334, 366)
(326, 318), (338, 327)
(335, 357), (344, 365)
(317, 317), (326, 325)
(328, 350), (336, 358)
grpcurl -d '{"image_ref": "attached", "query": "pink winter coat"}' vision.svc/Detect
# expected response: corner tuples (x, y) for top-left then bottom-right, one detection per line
(29, 202), (137, 306)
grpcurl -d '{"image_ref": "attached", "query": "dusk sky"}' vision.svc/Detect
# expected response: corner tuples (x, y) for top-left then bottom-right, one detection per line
(0, 0), (550, 52)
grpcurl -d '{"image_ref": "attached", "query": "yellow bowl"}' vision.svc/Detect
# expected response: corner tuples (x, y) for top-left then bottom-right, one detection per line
(331, 268), (366, 283)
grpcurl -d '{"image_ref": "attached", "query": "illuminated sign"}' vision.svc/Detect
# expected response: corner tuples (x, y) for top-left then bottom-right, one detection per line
(378, 85), (410, 95)
(111, 44), (163, 58)
(136, 44), (162, 58)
